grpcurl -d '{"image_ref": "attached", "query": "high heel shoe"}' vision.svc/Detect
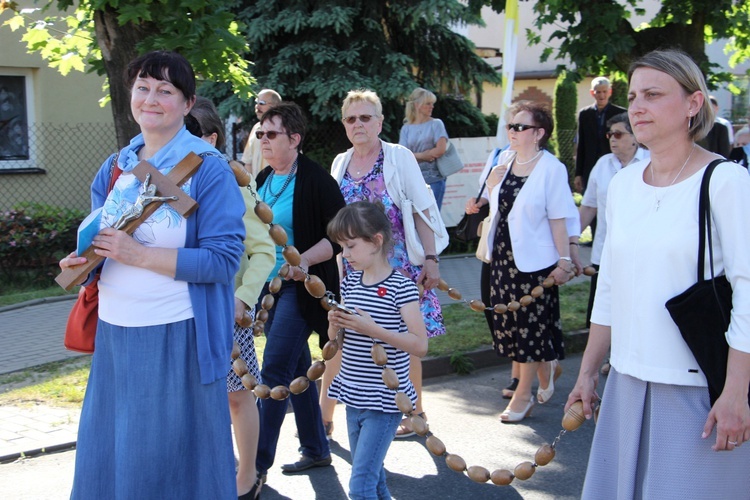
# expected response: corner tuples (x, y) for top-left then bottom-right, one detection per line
(500, 396), (535, 423)
(537, 360), (563, 404)
(238, 473), (262, 500)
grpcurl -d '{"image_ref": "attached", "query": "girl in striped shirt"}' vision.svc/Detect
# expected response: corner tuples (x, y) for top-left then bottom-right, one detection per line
(327, 201), (428, 499)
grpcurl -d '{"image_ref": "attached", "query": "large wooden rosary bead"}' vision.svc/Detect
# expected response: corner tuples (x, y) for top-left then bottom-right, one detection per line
(562, 400), (586, 431)
(542, 276), (556, 288)
(448, 288), (462, 300)
(513, 461), (535, 480)
(534, 443), (555, 466)
(395, 392), (413, 414)
(261, 293), (275, 311)
(253, 384), (271, 399)
(467, 465), (491, 483)
(307, 360), (326, 381)
(437, 279), (450, 292)
(256, 309), (269, 323)
(241, 373), (258, 390)
(583, 266), (597, 276)
(289, 376), (310, 395)
(490, 469), (514, 486)
(425, 435), (446, 456)
(269, 224), (288, 246)
(410, 414), (429, 436)
(519, 295), (533, 307)
(254, 201), (274, 225)
(493, 303), (508, 314)
(252, 323), (264, 337)
(230, 160), (251, 187)
(469, 299), (486, 312)
(381, 367), (400, 390)
(304, 275), (326, 298)
(231, 342), (241, 360)
(278, 263), (291, 278)
(321, 340), (339, 361)
(232, 358), (249, 377)
(531, 285), (544, 298)
(282, 246), (302, 267)
(238, 311), (253, 328)
(445, 453), (467, 473)
(371, 344), (388, 366)
(507, 300), (521, 312)
(268, 276), (282, 294)
(270, 385), (291, 400)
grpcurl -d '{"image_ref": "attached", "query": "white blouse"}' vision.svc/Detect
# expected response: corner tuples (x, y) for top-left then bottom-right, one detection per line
(592, 159), (750, 386)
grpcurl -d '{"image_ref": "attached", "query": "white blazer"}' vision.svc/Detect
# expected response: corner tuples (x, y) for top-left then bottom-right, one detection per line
(484, 151), (580, 271)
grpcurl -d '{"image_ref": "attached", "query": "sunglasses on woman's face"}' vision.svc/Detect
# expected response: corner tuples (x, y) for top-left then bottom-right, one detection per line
(342, 114), (374, 125)
(256, 130), (287, 140)
(506, 123), (538, 132)
(606, 131), (630, 140)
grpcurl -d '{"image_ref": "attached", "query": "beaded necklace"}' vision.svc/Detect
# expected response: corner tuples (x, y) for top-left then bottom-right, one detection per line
(262, 159), (298, 208)
(228, 160), (597, 488)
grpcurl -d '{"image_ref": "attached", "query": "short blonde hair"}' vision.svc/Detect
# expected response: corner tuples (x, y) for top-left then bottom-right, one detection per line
(628, 50), (714, 141)
(591, 77), (611, 90)
(341, 89), (382, 119)
(404, 87), (436, 124)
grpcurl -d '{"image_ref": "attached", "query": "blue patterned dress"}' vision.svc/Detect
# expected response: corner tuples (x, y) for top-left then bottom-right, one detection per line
(340, 149), (445, 337)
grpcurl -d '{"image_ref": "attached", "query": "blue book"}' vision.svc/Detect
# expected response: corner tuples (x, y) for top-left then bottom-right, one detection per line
(76, 207), (103, 255)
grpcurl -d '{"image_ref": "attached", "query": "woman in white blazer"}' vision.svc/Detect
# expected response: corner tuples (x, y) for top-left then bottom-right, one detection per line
(484, 102), (580, 423)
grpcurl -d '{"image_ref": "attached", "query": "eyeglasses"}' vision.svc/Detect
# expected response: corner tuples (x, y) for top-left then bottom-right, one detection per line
(342, 114), (375, 125)
(606, 131), (631, 140)
(256, 130), (287, 140)
(506, 123), (538, 132)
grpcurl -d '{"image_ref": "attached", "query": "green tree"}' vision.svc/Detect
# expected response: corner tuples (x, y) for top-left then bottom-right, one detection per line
(237, 0), (500, 141)
(522, 0), (750, 85)
(2, 0), (254, 147)
(552, 70), (577, 179)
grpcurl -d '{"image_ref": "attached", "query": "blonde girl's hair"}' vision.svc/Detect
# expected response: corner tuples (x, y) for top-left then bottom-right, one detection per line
(404, 87), (436, 124)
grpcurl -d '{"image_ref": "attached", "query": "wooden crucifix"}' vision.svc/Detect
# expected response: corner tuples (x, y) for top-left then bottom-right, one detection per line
(55, 152), (203, 291)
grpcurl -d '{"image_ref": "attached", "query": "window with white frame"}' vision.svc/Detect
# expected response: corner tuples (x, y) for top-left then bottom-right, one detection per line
(0, 69), (37, 171)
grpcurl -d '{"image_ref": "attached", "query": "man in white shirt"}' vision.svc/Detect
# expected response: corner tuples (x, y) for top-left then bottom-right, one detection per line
(241, 89), (282, 176)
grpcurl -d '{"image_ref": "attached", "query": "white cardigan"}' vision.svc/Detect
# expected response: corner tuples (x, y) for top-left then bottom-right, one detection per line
(483, 151), (580, 271)
(330, 140), (436, 214)
(592, 160), (750, 386)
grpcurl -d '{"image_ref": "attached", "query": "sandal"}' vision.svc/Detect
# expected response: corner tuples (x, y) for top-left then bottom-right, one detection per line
(502, 378), (519, 400)
(238, 472), (263, 500)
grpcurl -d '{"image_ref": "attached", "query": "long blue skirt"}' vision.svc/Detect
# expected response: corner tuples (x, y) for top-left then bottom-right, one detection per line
(71, 319), (236, 499)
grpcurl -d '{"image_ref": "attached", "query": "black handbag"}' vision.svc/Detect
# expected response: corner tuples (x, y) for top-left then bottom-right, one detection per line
(455, 177), (489, 243)
(665, 159), (748, 406)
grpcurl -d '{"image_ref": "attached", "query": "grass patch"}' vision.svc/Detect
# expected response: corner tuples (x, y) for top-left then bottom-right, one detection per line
(0, 285), (76, 308)
(0, 357), (91, 407)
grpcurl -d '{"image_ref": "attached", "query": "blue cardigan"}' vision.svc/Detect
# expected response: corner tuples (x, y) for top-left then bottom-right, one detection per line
(90, 150), (245, 384)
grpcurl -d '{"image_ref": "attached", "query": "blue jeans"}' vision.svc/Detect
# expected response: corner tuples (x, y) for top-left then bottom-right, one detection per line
(256, 281), (330, 473)
(346, 407), (402, 500)
(429, 179), (446, 210)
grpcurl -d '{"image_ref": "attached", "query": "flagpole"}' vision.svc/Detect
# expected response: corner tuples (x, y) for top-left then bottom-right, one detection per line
(496, 0), (519, 148)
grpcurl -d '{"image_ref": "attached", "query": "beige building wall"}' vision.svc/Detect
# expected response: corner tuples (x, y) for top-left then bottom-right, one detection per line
(1, 3), (113, 211)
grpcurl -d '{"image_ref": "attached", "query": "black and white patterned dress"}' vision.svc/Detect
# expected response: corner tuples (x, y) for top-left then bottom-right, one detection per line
(489, 171), (564, 362)
(227, 310), (262, 392)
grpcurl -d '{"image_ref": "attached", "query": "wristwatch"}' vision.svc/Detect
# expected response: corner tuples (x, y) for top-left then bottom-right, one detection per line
(425, 254), (440, 263)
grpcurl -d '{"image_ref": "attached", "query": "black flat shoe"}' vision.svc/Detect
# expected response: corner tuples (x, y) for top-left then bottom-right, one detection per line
(502, 378), (519, 399)
(238, 473), (263, 499)
(281, 454), (332, 474)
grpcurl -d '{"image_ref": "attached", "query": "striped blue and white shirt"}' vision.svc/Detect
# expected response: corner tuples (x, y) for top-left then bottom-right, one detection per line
(328, 270), (419, 413)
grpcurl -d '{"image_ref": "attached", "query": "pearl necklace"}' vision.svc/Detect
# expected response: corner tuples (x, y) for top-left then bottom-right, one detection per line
(650, 144), (695, 211)
(514, 150), (543, 166)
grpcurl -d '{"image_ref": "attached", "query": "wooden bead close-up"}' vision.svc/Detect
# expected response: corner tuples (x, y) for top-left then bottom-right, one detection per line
(321, 340), (338, 361)
(531, 285), (544, 298)
(513, 461), (535, 480)
(519, 295), (533, 307)
(238, 310), (253, 328)
(289, 376), (310, 395)
(534, 443), (555, 466)
(282, 246), (302, 267)
(371, 343), (388, 366)
(241, 373), (258, 390)
(252, 384), (271, 399)
(445, 453), (467, 473)
(448, 288), (462, 300)
(231, 342), (241, 360)
(269, 224), (288, 246)
(395, 392), (413, 414)
(437, 279), (450, 292)
(490, 469), (514, 486)
(232, 358), (248, 378)
(229, 160), (251, 187)
(381, 367), (400, 390)
(304, 275), (326, 298)
(278, 263), (291, 278)
(469, 299), (486, 312)
(307, 360), (326, 381)
(270, 385), (291, 401)
(542, 276), (556, 288)
(410, 414), (428, 436)
(467, 465), (491, 484)
(507, 300), (521, 312)
(252, 324), (264, 337)
(493, 303), (508, 314)
(268, 276), (283, 294)
(583, 266), (597, 276)
(256, 309), (269, 323)
(254, 201), (274, 224)
(261, 293), (275, 311)
(425, 435), (446, 456)
(562, 400), (586, 431)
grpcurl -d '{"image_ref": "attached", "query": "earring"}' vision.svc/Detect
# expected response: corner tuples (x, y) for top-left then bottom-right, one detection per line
(688, 112), (693, 131)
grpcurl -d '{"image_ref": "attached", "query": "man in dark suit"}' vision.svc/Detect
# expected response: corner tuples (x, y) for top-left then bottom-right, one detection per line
(574, 77), (626, 193)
